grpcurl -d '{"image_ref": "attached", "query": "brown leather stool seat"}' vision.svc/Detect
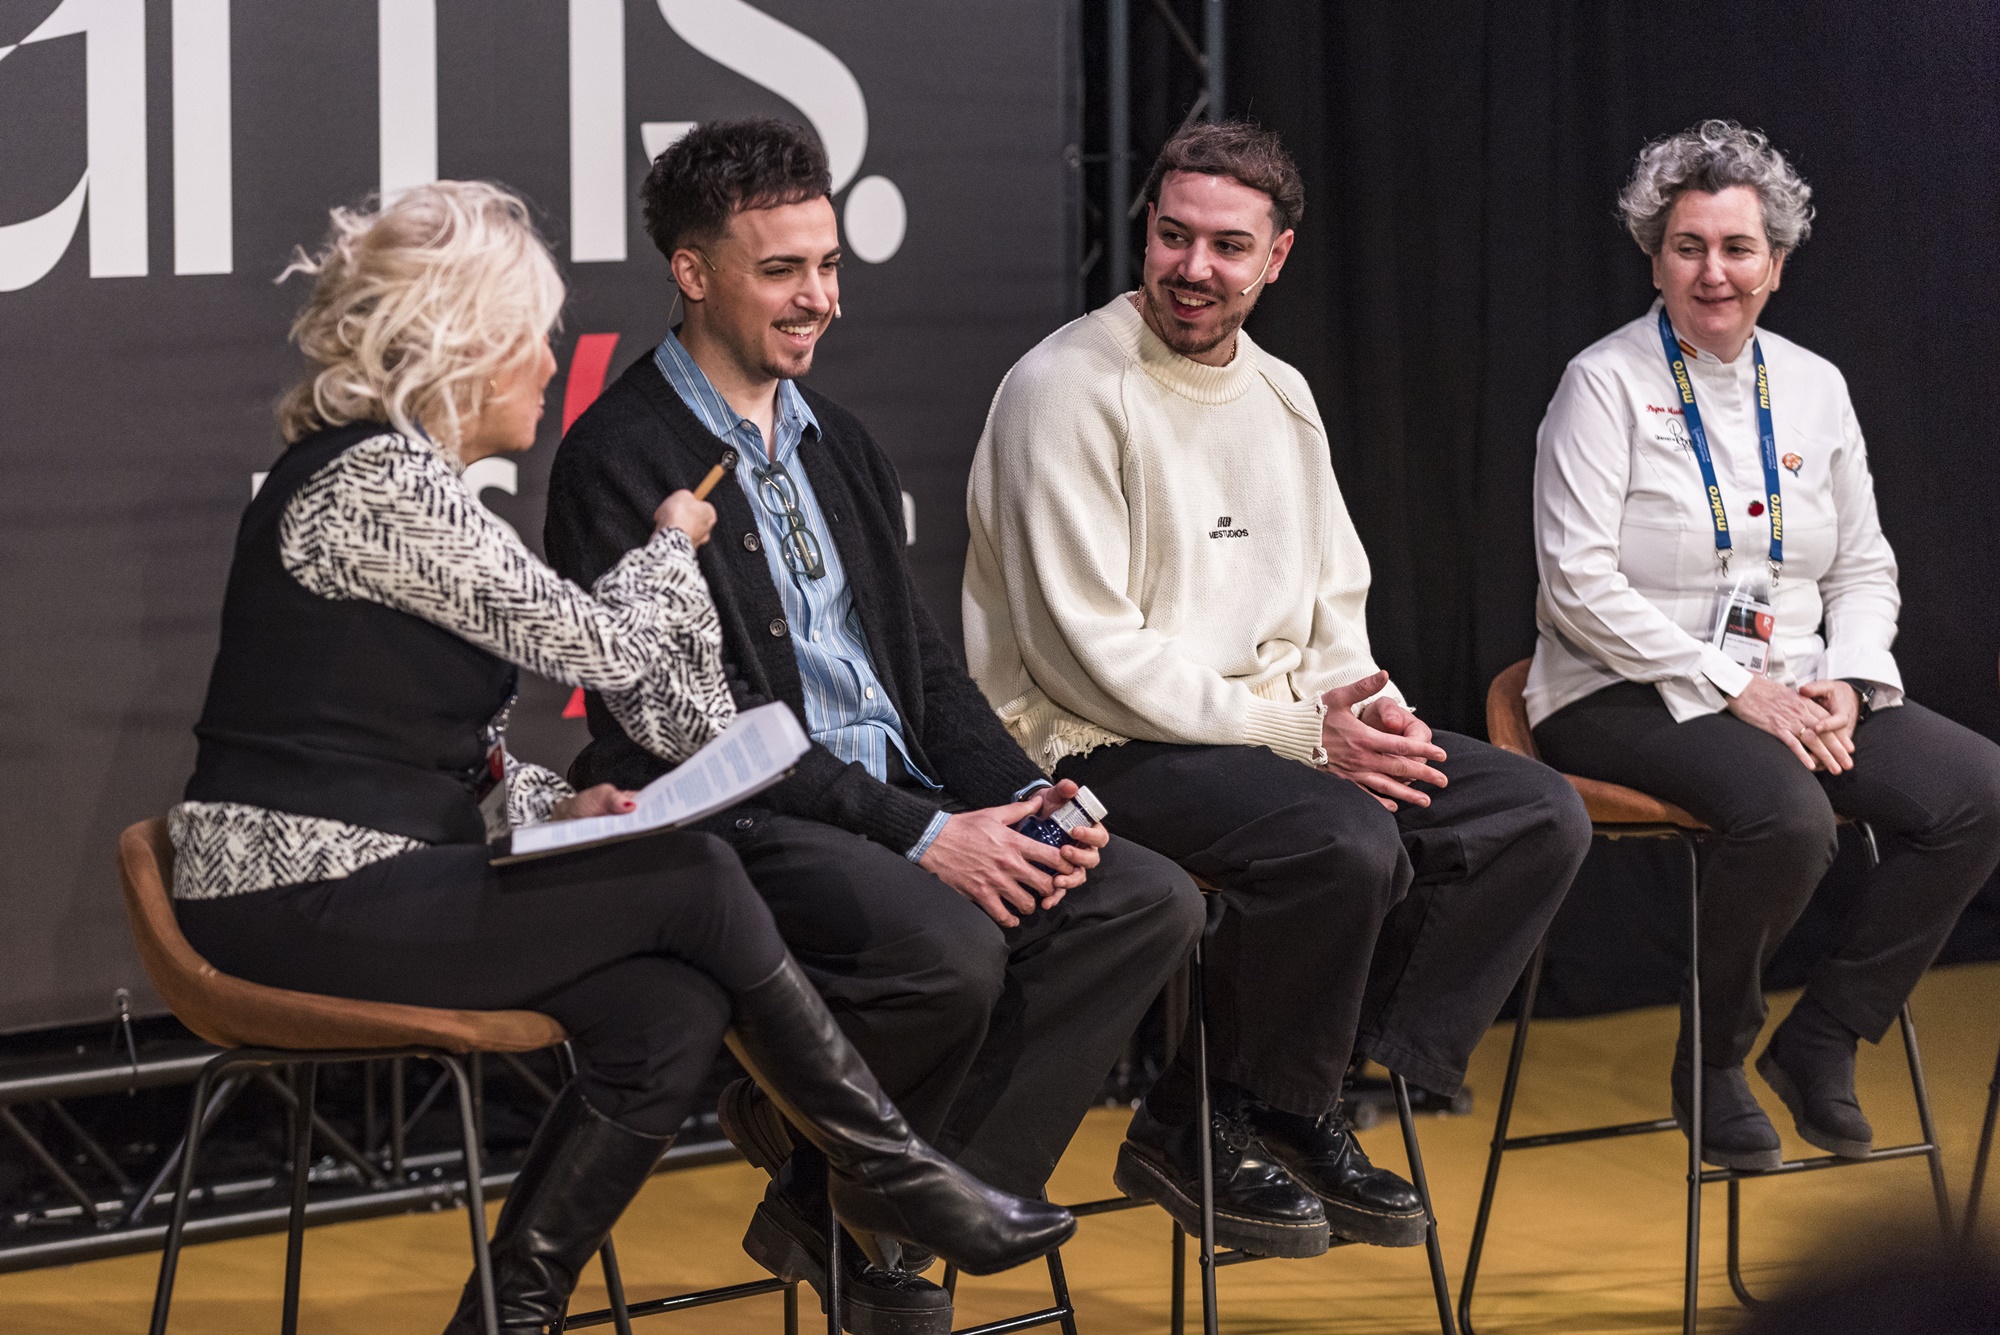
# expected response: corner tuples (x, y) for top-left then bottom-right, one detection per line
(118, 817), (565, 1335)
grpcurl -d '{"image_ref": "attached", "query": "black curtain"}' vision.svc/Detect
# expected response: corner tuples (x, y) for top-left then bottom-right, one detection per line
(1198, 0), (2000, 1012)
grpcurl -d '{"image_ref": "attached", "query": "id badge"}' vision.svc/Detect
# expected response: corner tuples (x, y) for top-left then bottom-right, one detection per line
(473, 739), (510, 841)
(1711, 581), (1776, 677)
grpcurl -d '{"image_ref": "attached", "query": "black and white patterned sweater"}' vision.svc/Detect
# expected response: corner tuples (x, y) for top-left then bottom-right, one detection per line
(170, 431), (734, 899)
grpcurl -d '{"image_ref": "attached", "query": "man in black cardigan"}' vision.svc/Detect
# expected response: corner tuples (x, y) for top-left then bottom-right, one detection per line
(546, 120), (1201, 1331)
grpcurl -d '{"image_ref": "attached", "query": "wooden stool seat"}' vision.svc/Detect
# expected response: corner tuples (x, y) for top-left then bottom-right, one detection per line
(118, 818), (565, 1054)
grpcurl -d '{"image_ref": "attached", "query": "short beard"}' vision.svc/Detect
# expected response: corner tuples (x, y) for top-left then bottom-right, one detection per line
(1142, 282), (1249, 358)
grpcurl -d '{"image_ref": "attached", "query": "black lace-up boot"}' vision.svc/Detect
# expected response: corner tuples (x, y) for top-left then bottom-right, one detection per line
(1245, 1098), (1427, 1247)
(1113, 1074), (1328, 1258)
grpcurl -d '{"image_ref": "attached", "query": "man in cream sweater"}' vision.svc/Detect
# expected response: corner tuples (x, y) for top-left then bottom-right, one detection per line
(965, 121), (1590, 1257)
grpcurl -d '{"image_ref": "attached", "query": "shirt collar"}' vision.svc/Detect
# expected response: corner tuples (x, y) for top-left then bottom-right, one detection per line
(654, 327), (821, 450)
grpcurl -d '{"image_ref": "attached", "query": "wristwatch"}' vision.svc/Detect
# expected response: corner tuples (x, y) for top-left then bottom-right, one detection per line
(1841, 678), (1877, 723)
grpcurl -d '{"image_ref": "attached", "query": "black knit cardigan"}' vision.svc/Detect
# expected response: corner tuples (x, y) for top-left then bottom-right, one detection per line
(545, 355), (1046, 854)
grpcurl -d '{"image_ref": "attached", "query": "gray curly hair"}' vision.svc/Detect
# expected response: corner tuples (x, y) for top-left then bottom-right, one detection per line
(1617, 119), (1814, 256)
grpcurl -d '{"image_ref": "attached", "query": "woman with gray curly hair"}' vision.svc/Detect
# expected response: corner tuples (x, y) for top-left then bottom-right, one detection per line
(1526, 121), (2000, 1171)
(170, 180), (1071, 1333)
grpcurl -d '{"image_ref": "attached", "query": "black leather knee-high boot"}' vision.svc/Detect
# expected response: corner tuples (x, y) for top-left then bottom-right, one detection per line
(726, 957), (1075, 1277)
(440, 1083), (671, 1334)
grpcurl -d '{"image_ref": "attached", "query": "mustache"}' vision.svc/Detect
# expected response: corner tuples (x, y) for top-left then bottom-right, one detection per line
(1159, 278), (1226, 303)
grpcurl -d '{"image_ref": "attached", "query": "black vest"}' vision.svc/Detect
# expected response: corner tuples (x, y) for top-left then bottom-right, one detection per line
(184, 423), (517, 844)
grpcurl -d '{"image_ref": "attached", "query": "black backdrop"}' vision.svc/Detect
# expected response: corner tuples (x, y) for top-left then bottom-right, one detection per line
(1209, 0), (2000, 1011)
(0, 0), (1077, 1035)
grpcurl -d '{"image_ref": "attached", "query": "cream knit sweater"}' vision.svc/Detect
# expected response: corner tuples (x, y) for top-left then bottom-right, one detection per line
(964, 293), (1400, 774)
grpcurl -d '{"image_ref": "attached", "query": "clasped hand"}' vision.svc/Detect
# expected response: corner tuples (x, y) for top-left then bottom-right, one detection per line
(1726, 676), (1858, 773)
(1318, 671), (1448, 811)
(919, 780), (1108, 927)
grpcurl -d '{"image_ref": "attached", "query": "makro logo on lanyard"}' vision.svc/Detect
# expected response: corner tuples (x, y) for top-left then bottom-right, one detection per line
(1657, 309), (1783, 580)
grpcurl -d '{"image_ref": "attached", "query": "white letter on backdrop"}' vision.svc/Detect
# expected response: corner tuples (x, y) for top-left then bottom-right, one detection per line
(378, 0), (438, 198)
(653, 0), (867, 192)
(0, 0), (148, 288)
(569, 0), (626, 262)
(172, 0), (232, 275)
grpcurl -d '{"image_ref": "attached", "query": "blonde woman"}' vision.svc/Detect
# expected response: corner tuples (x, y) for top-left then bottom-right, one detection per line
(170, 182), (1071, 1334)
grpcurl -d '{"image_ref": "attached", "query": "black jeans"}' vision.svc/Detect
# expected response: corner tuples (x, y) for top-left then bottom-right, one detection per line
(711, 809), (1203, 1197)
(1535, 683), (2000, 1064)
(1056, 735), (1590, 1112)
(177, 831), (786, 1137)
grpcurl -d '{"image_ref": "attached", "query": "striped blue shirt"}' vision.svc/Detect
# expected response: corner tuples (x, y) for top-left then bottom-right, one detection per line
(653, 331), (950, 859)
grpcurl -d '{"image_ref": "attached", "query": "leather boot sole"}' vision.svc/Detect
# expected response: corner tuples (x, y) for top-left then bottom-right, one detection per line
(1112, 1143), (1329, 1259)
(717, 1078), (796, 1178)
(1670, 1099), (1783, 1171)
(1320, 1194), (1428, 1249)
(742, 1198), (953, 1335)
(1755, 1051), (1874, 1160)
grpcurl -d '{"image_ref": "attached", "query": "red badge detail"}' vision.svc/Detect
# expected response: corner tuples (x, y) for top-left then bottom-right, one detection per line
(563, 687), (588, 719)
(1748, 501), (1765, 517)
(1781, 451), (1804, 476)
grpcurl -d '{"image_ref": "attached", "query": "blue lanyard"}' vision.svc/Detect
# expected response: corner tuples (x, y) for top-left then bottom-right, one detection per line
(1657, 308), (1783, 584)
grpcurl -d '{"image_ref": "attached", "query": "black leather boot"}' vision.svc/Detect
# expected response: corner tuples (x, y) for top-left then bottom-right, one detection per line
(743, 1182), (955, 1335)
(725, 958), (1075, 1277)
(1757, 995), (1874, 1158)
(1246, 1099), (1427, 1247)
(1113, 1083), (1329, 1259)
(439, 1083), (671, 1334)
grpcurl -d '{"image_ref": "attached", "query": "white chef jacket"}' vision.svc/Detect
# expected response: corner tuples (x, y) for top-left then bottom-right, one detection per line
(1526, 300), (1903, 727)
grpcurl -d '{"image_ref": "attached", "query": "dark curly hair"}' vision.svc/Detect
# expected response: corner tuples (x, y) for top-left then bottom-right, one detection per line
(1146, 120), (1306, 235)
(640, 118), (831, 259)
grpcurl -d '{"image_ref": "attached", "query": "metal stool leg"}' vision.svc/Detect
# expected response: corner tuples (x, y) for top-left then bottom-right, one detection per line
(1190, 938), (1218, 1335)
(824, 1191), (843, 1335)
(1680, 829), (1703, 1335)
(281, 1063), (319, 1335)
(1170, 1223), (1186, 1335)
(785, 1281), (800, 1335)
(440, 1055), (500, 1335)
(1046, 1242), (1081, 1335)
(1966, 1044), (2000, 1238)
(1457, 941), (1546, 1335)
(1392, 1074), (1458, 1335)
(149, 1053), (235, 1335)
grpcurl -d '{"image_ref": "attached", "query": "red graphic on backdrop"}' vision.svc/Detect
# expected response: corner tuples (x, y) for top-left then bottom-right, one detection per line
(559, 335), (622, 721)
(563, 333), (622, 432)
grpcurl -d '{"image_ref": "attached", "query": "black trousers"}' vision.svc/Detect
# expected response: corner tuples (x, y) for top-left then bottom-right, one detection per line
(1535, 684), (2000, 1063)
(177, 831), (786, 1137)
(712, 810), (1203, 1197)
(1056, 736), (1590, 1113)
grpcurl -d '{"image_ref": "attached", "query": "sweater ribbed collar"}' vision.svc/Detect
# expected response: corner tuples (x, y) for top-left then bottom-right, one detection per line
(1095, 291), (1261, 405)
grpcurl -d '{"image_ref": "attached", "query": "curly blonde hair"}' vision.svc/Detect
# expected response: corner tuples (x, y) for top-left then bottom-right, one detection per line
(276, 181), (564, 453)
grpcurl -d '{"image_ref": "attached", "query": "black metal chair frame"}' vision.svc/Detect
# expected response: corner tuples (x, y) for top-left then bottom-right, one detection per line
(913, 932), (1458, 1335)
(1456, 821), (1952, 1335)
(150, 1044), (499, 1335)
(1965, 1045), (2000, 1239)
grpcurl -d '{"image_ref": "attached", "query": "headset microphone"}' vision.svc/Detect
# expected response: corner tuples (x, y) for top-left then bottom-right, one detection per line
(1241, 244), (1276, 296)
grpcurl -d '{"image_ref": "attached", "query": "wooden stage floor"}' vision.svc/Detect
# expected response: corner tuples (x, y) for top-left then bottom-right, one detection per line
(5, 962), (1997, 1333)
